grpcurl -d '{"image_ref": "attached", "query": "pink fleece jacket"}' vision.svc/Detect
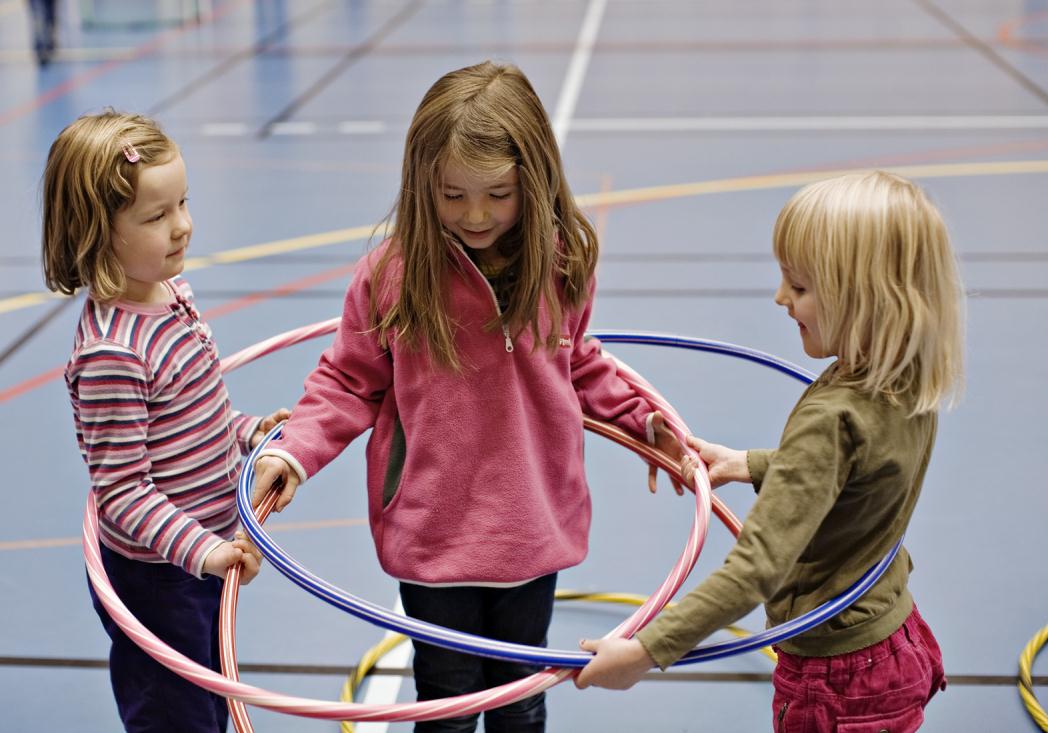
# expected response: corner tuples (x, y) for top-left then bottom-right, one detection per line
(264, 241), (654, 585)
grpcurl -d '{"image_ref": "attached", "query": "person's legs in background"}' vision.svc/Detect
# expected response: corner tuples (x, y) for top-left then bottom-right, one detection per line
(26, 0), (58, 65)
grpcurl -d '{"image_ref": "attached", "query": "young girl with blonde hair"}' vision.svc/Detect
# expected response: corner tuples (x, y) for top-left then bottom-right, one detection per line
(251, 60), (682, 732)
(42, 110), (288, 732)
(576, 171), (963, 733)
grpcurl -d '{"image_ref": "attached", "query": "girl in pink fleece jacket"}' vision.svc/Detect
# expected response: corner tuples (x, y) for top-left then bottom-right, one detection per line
(251, 60), (681, 733)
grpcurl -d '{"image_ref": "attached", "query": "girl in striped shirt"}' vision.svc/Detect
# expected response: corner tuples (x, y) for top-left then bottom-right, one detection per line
(42, 110), (288, 733)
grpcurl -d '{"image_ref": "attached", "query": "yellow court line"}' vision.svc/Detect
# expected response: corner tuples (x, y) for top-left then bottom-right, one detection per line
(574, 158), (1048, 208)
(0, 291), (67, 314)
(182, 223), (381, 269)
(5, 159), (1046, 316)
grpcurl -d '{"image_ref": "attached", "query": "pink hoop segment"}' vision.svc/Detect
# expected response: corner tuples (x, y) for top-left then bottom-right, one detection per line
(82, 318), (730, 724)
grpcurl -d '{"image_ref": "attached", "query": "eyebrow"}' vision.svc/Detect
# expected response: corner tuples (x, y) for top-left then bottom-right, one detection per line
(441, 181), (515, 191)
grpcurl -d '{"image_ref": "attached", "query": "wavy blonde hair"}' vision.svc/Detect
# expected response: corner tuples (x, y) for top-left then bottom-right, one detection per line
(773, 171), (964, 414)
(41, 110), (178, 302)
(371, 60), (598, 370)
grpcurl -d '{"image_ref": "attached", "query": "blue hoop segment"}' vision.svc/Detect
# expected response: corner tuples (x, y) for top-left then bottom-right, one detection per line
(237, 330), (900, 667)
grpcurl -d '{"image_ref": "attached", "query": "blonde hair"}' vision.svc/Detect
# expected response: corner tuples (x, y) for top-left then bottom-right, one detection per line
(41, 110), (179, 301)
(773, 170), (964, 414)
(372, 60), (598, 370)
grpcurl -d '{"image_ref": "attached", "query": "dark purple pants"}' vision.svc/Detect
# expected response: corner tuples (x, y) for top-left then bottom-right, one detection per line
(771, 605), (946, 732)
(399, 573), (558, 733)
(88, 544), (228, 732)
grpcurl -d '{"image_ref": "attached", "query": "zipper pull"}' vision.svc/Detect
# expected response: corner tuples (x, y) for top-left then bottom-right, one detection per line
(502, 324), (514, 353)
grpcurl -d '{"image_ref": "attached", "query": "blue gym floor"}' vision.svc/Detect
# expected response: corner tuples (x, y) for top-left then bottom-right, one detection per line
(1, 1), (1046, 730)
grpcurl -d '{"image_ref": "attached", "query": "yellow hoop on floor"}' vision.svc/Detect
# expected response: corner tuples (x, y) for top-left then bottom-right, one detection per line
(338, 589), (777, 733)
(1019, 623), (1048, 731)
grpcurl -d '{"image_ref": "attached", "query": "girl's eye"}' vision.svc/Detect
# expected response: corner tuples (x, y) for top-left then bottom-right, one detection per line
(442, 193), (463, 201)
(490, 192), (511, 200)
(180, 196), (189, 207)
(148, 212), (165, 222)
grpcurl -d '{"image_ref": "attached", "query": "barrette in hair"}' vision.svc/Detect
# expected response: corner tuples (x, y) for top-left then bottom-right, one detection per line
(121, 143), (140, 163)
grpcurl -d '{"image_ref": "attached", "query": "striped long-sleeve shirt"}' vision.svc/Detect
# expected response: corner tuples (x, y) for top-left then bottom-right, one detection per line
(66, 277), (260, 578)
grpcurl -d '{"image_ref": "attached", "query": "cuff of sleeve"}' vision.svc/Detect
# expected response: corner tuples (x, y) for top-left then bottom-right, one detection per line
(635, 626), (676, 671)
(233, 413), (264, 455)
(257, 447), (308, 484)
(194, 537), (226, 579)
(746, 449), (772, 493)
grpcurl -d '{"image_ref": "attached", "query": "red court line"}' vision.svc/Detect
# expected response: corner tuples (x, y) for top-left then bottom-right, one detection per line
(0, 260), (358, 405)
(0, 515), (367, 552)
(0, 0), (250, 128)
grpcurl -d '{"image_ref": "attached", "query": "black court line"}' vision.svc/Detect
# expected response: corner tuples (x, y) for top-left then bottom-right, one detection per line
(148, 0), (338, 116)
(0, 656), (1043, 687)
(915, 0), (1048, 107)
(257, 0), (425, 138)
(0, 294), (77, 370)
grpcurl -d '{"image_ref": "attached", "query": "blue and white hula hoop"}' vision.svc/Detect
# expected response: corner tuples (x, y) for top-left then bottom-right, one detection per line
(236, 329), (900, 667)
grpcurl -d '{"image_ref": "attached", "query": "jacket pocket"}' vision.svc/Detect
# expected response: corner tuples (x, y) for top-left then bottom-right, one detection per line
(382, 416), (407, 508)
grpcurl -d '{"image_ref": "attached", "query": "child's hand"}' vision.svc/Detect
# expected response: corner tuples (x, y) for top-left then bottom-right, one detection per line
(648, 411), (685, 495)
(252, 455), (299, 512)
(231, 531), (263, 585)
(250, 408), (292, 448)
(202, 535), (264, 584)
(682, 436), (750, 489)
(574, 637), (654, 690)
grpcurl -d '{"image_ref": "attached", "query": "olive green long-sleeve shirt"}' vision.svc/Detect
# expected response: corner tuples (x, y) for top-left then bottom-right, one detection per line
(636, 362), (937, 666)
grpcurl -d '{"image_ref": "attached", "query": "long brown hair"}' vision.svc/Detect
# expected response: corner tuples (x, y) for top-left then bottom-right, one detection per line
(371, 61), (598, 370)
(41, 110), (178, 301)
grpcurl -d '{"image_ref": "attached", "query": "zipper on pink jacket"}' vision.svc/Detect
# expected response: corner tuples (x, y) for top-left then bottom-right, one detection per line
(455, 243), (514, 353)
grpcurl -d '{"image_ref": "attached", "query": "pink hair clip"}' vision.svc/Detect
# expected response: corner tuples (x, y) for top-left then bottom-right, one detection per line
(121, 142), (140, 163)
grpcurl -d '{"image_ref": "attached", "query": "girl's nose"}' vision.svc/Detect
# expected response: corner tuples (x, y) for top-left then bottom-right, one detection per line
(773, 281), (788, 306)
(172, 210), (192, 238)
(465, 205), (488, 225)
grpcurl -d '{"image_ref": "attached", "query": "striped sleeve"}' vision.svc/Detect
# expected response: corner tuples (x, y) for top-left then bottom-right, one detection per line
(70, 339), (223, 577)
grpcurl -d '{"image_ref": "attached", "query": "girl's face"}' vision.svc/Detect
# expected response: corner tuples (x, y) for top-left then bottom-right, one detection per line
(437, 160), (522, 266)
(775, 263), (832, 358)
(110, 154), (192, 303)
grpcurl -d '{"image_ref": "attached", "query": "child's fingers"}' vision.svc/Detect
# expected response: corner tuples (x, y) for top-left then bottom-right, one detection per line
(647, 463), (658, 493)
(238, 551), (262, 585)
(274, 475), (299, 512)
(251, 460), (286, 508)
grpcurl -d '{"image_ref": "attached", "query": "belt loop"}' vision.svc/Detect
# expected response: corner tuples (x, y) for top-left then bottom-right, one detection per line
(901, 615), (916, 644)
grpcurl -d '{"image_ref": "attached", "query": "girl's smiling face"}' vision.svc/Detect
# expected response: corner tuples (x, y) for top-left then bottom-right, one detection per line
(437, 160), (522, 266)
(775, 263), (832, 358)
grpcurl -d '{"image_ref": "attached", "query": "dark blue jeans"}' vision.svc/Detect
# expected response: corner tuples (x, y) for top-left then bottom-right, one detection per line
(399, 573), (557, 733)
(88, 544), (228, 732)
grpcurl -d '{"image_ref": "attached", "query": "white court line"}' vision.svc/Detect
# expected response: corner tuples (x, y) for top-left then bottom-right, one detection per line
(202, 122), (249, 136)
(355, 3), (608, 723)
(569, 115), (1048, 132)
(338, 120), (387, 134)
(551, 0), (607, 147)
(270, 121), (318, 136)
(356, 595), (412, 733)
